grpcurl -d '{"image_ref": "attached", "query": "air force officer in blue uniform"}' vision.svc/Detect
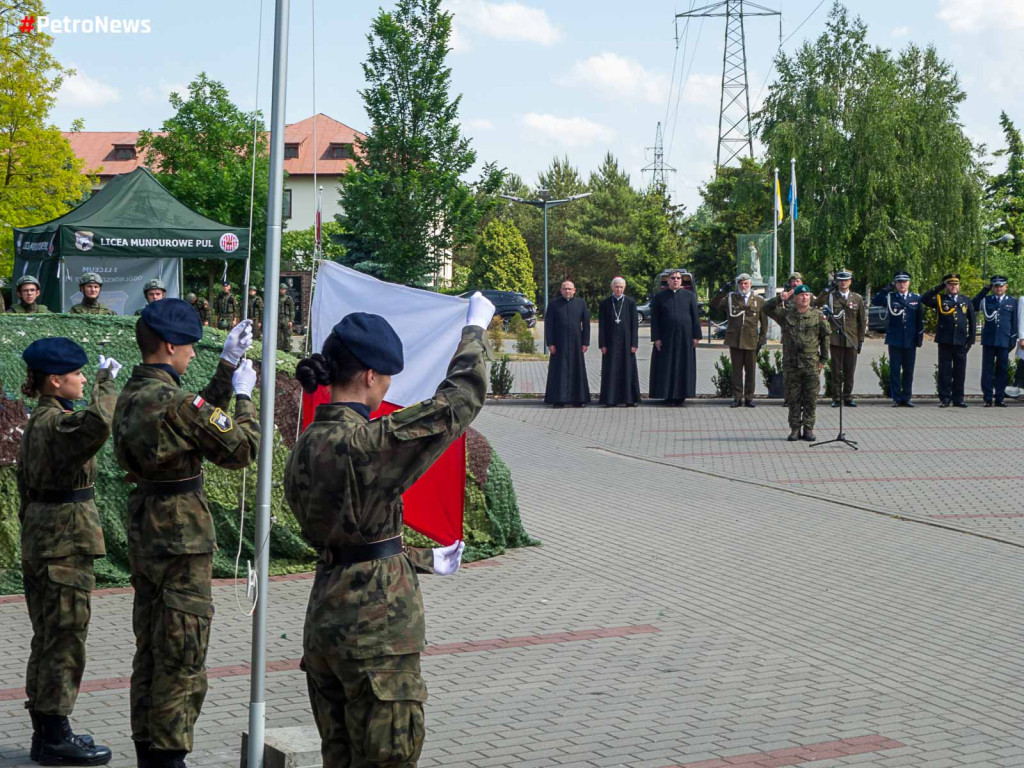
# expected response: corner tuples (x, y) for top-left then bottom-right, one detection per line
(871, 271), (924, 407)
(972, 275), (1017, 407)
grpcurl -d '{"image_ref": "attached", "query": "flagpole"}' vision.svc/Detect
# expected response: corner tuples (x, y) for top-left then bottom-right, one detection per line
(247, 0), (289, 765)
(773, 167), (779, 292)
(789, 157), (796, 276)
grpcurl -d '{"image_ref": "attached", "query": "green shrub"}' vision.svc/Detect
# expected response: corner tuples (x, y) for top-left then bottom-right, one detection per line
(487, 316), (504, 350)
(757, 348), (784, 389)
(507, 313), (527, 335)
(870, 354), (890, 395)
(514, 326), (536, 354)
(489, 354), (514, 395)
(712, 353), (732, 398)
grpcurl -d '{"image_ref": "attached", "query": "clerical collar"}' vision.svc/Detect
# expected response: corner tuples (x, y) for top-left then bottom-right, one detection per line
(142, 363), (182, 386)
(56, 396), (76, 412)
(336, 401), (371, 420)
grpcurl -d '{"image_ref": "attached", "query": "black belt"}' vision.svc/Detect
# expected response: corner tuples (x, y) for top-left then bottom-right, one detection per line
(135, 475), (204, 496)
(27, 487), (95, 504)
(321, 537), (404, 567)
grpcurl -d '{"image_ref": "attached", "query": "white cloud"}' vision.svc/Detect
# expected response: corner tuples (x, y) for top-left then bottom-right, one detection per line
(445, 0), (561, 49)
(58, 67), (120, 107)
(562, 52), (669, 104)
(521, 113), (613, 147)
(463, 118), (494, 130)
(681, 73), (720, 106)
(891, 25), (910, 37)
(938, 0), (1024, 32)
(138, 80), (189, 104)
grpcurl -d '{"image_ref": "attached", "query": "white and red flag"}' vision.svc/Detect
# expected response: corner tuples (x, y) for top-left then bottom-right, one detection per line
(301, 261), (470, 544)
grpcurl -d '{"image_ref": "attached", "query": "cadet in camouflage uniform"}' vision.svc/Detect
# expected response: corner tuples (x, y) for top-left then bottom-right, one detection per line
(112, 300), (259, 768)
(18, 337), (121, 765)
(764, 284), (830, 441)
(186, 293), (212, 326)
(70, 273), (116, 315)
(285, 295), (495, 767)
(247, 287), (263, 340)
(213, 281), (238, 330)
(278, 283), (295, 353)
(9, 275), (51, 314)
(134, 278), (167, 316)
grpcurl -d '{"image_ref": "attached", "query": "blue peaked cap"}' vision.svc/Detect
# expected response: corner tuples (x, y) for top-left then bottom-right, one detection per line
(140, 298), (203, 344)
(23, 337), (88, 375)
(330, 312), (404, 375)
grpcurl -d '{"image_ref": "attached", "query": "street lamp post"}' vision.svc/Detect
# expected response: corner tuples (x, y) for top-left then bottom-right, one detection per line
(983, 233), (1016, 279)
(499, 189), (591, 321)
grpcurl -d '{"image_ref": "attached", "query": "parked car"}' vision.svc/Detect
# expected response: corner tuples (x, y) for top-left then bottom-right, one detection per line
(459, 289), (536, 328)
(868, 304), (887, 333)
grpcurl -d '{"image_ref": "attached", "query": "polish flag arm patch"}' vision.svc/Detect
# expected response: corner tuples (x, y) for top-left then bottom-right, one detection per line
(192, 396), (205, 409)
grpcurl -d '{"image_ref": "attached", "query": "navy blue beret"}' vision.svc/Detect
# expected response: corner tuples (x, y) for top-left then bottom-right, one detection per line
(330, 312), (404, 375)
(23, 337), (88, 375)
(140, 298), (203, 344)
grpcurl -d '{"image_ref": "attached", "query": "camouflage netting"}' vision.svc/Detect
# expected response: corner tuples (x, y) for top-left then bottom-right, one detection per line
(0, 315), (536, 594)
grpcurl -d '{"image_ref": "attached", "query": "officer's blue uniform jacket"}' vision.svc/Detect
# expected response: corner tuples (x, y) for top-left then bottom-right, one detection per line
(972, 289), (1017, 349)
(871, 289), (924, 348)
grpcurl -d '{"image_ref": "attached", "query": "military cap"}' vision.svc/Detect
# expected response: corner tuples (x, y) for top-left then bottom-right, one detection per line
(330, 312), (404, 375)
(185, 292), (197, 302)
(788, 271), (803, 281)
(140, 298), (203, 345)
(943, 273), (961, 285)
(22, 337), (88, 375)
(735, 273), (752, 282)
(894, 271), (911, 281)
(835, 269), (853, 280)
(279, 283), (288, 290)
(143, 278), (166, 292)
(79, 272), (102, 286)
(16, 275), (40, 289)
(990, 275), (1008, 286)
(222, 279), (232, 286)
(791, 284), (811, 295)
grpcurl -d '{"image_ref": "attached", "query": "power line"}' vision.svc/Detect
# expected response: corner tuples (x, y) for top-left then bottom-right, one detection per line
(754, 0), (827, 109)
(667, 13), (706, 161)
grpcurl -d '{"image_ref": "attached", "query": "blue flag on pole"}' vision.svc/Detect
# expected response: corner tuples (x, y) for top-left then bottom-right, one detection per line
(789, 166), (798, 220)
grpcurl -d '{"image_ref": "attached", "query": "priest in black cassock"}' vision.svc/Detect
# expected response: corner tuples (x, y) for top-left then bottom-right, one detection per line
(649, 270), (702, 405)
(544, 280), (591, 407)
(598, 277), (640, 406)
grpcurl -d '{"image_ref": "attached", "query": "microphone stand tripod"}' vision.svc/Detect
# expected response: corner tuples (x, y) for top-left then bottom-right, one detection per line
(811, 309), (859, 451)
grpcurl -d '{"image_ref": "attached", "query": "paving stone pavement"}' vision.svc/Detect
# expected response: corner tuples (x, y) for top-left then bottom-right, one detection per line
(2, 400), (1024, 767)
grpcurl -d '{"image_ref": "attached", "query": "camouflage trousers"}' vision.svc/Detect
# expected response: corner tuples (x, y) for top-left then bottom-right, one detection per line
(278, 325), (292, 353)
(129, 553), (213, 753)
(22, 555), (95, 715)
(303, 652), (428, 767)
(785, 363), (821, 429)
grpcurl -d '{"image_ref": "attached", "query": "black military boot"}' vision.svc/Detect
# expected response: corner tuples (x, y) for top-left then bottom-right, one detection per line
(788, 427), (801, 441)
(31, 712), (96, 761)
(149, 749), (187, 768)
(134, 741), (153, 768)
(37, 715), (111, 766)
(802, 428), (816, 441)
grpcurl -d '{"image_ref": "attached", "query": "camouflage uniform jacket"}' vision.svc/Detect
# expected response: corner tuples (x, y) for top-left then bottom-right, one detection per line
(763, 296), (830, 367)
(70, 300), (116, 315)
(284, 325), (488, 660)
(17, 370), (117, 560)
(814, 290), (867, 349)
(8, 303), (51, 314)
(214, 293), (238, 326)
(193, 298), (212, 325)
(279, 294), (295, 327)
(112, 361), (259, 556)
(248, 295), (263, 322)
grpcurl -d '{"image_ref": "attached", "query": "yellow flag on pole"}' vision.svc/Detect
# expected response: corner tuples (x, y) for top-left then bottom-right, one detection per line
(775, 176), (784, 223)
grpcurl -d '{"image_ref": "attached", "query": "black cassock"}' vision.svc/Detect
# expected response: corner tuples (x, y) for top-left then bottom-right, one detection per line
(598, 295), (640, 405)
(544, 296), (591, 404)
(649, 288), (702, 400)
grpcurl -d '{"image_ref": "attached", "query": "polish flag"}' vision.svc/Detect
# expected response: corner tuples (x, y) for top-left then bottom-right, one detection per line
(300, 261), (470, 545)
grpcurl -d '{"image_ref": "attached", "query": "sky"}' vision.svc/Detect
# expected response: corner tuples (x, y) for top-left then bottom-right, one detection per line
(44, 0), (1024, 218)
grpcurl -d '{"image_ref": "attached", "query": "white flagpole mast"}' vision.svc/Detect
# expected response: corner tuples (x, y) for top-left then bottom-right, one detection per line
(789, 157), (796, 276)
(247, 0), (289, 766)
(773, 166), (779, 293)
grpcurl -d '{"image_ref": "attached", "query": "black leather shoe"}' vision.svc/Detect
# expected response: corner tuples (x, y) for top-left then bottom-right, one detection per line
(730, 399), (741, 408)
(904, 401), (914, 408)
(831, 400), (840, 408)
(984, 401), (992, 407)
(37, 716), (111, 766)
(940, 401), (950, 408)
(744, 400), (756, 408)
(845, 400), (857, 407)
(995, 401), (1007, 407)
(892, 401), (900, 408)
(953, 402), (968, 408)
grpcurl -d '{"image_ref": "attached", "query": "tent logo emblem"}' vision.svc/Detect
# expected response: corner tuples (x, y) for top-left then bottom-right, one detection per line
(74, 231), (94, 252)
(219, 233), (239, 254)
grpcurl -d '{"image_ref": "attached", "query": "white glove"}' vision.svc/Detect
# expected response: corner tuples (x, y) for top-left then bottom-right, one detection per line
(98, 355), (123, 379)
(232, 359), (257, 398)
(466, 292), (496, 330)
(432, 540), (465, 575)
(221, 319), (254, 365)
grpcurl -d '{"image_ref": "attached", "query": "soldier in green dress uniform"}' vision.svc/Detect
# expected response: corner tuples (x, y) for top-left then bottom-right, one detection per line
(18, 337), (121, 765)
(70, 274), (116, 315)
(284, 293), (495, 767)
(8, 275), (51, 314)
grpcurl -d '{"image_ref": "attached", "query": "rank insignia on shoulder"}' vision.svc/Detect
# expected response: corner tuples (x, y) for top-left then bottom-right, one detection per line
(192, 396), (205, 409)
(210, 407), (232, 432)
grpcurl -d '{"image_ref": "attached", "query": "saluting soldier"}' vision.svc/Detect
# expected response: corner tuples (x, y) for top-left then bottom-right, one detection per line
(711, 273), (767, 407)
(764, 285), (830, 441)
(285, 293), (494, 767)
(815, 269), (866, 408)
(112, 301), (259, 768)
(70, 274), (116, 315)
(247, 287), (263, 340)
(278, 283), (296, 353)
(922, 273), (976, 408)
(18, 337), (121, 766)
(777, 272), (804, 405)
(9, 275), (51, 314)
(134, 278), (167, 316)
(871, 271), (924, 407)
(973, 275), (1017, 407)
(185, 293), (212, 327)
(213, 281), (238, 330)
